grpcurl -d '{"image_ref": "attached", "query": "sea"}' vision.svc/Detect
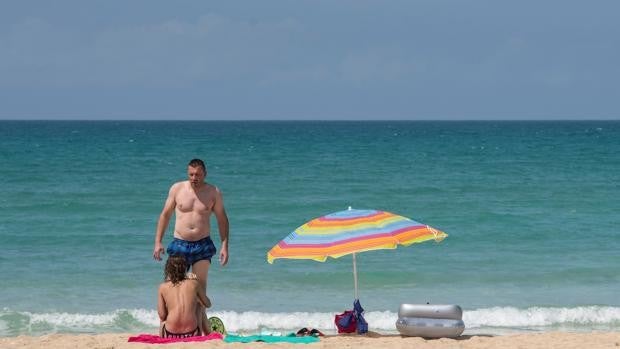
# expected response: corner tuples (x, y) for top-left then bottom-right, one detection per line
(0, 120), (619, 337)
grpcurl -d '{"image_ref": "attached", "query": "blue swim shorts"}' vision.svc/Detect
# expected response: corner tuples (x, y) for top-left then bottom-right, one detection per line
(167, 236), (217, 268)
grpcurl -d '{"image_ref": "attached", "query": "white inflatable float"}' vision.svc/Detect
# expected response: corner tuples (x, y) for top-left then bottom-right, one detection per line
(395, 304), (465, 338)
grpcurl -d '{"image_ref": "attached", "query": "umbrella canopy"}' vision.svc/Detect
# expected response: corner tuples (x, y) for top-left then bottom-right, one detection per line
(267, 208), (447, 334)
(267, 208), (447, 264)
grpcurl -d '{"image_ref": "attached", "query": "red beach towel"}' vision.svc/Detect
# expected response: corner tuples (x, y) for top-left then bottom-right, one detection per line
(128, 332), (223, 344)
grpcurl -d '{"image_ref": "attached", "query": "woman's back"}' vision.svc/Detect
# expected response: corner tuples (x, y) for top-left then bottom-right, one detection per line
(159, 279), (201, 334)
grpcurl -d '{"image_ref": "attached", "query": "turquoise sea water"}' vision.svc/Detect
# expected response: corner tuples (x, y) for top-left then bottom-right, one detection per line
(1, 120), (619, 336)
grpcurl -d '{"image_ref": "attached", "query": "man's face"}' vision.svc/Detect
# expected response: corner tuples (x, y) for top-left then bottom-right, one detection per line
(187, 166), (206, 187)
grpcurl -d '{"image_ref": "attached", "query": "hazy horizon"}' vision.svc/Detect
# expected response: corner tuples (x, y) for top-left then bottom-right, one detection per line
(2, 118), (618, 122)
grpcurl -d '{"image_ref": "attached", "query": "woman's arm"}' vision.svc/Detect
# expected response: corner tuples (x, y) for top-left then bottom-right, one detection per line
(157, 284), (168, 321)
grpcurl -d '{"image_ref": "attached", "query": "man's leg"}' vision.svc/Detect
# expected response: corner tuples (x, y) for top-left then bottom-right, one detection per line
(192, 259), (211, 335)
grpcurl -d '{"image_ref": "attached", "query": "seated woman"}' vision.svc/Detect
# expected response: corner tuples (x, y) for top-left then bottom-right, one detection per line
(158, 255), (211, 338)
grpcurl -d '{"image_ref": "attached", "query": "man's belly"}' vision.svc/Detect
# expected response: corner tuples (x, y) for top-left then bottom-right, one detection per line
(173, 223), (211, 241)
(174, 212), (211, 241)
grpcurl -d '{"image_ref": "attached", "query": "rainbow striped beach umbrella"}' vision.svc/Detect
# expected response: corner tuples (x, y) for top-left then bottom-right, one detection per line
(267, 207), (447, 300)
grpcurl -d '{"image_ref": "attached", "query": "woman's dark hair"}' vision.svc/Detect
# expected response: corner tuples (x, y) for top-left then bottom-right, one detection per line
(164, 255), (188, 285)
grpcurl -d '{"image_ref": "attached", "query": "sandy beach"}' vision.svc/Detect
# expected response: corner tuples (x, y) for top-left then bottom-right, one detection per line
(1, 332), (619, 349)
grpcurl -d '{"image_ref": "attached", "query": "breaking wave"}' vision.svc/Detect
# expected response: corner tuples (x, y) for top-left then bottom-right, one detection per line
(1, 306), (619, 336)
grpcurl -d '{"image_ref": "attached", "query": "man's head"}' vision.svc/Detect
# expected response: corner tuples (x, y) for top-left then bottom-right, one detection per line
(187, 158), (206, 188)
(164, 255), (188, 285)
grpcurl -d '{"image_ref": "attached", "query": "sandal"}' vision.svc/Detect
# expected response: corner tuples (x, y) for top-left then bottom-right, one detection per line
(296, 327), (309, 336)
(309, 328), (325, 337)
(296, 327), (324, 337)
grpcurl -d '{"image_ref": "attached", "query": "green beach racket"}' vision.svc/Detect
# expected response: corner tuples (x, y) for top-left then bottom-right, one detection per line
(209, 316), (227, 335)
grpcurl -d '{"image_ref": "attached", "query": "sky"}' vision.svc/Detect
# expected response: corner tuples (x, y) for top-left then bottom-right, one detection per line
(0, 1), (619, 120)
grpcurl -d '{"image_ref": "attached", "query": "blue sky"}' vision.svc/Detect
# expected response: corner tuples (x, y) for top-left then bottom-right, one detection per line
(1, 1), (619, 120)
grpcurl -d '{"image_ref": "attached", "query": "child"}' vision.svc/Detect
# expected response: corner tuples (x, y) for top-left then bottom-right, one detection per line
(158, 255), (211, 338)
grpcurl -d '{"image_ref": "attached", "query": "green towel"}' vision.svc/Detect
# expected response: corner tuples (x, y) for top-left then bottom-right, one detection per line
(224, 334), (319, 344)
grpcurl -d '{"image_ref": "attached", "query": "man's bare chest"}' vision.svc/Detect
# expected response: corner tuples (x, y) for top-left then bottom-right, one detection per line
(176, 191), (214, 213)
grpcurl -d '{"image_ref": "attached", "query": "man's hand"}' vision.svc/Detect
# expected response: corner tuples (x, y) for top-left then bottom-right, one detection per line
(153, 242), (165, 261)
(219, 247), (229, 266)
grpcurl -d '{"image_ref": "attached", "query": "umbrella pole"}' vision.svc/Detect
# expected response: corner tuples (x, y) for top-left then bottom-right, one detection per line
(352, 252), (359, 300)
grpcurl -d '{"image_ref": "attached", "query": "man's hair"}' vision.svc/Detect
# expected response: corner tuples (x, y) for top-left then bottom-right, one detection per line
(188, 158), (206, 172)
(164, 255), (188, 285)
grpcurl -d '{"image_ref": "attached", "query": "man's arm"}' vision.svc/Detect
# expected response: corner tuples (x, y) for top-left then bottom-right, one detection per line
(153, 184), (177, 260)
(212, 187), (229, 266)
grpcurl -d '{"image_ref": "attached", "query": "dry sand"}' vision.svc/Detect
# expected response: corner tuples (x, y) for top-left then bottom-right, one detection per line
(1, 331), (619, 349)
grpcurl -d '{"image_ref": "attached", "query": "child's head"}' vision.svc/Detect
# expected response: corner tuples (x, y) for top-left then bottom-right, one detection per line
(164, 255), (188, 285)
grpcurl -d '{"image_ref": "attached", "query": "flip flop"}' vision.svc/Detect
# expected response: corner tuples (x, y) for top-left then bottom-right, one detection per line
(209, 316), (227, 335)
(309, 328), (325, 337)
(296, 327), (324, 337)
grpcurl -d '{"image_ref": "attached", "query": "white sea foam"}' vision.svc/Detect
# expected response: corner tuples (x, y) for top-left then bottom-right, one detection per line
(127, 309), (160, 327)
(30, 311), (119, 326)
(464, 306), (620, 328)
(2, 306), (619, 335)
(205, 307), (620, 331)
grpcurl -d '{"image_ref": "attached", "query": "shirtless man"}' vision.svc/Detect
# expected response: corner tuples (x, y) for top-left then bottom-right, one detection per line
(153, 158), (229, 333)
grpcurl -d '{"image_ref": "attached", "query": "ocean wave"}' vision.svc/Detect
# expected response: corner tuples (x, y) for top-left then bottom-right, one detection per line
(1, 306), (619, 336)
(464, 306), (620, 328)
